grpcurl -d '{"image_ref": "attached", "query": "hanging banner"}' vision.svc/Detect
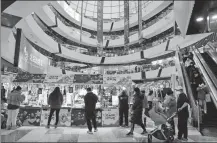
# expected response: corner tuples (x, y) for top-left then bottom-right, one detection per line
(80, 0), (84, 42)
(18, 31), (49, 74)
(138, 0), (143, 41)
(73, 74), (103, 84)
(97, 1), (104, 56)
(13, 72), (33, 83)
(44, 75), (75, 84)
(103, 75), (131, 85)
(124, 0), (130, 50)
(174, 1), (195, 37)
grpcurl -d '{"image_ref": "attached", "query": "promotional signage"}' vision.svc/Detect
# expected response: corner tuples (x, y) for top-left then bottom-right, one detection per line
(73, 74), (103, 84)
(103, 75), (132, 85)
(43, 75), (64, 83)
(13, 73), (46, 83)
(18, 32), (49, 74)
(102, 108), (119, 126)
(97, 1), (104, 55)
(124, 0), (130, 50)
(17, 108), (41, 126)
(40, 108), (71, 127)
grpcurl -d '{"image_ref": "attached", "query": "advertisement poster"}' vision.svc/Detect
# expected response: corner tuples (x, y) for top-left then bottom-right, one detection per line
(17, 108), (41, 126)
(71, 109), (102, 127)
(18, 32), (49, 74)
(124, 0), (130, 50)
(97, 1), (104, 55)
(44, 75), (63, 83)
(73, 74), (103, 84)
(13, 72), (32, 83)
(102, 108), (119, 126)
(103, 75), (131, 85)
(40, 108), (71, 126)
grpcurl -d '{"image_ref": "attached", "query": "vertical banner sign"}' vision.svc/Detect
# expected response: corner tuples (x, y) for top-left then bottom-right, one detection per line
(80, 0), (84, 42)
(138, 0), (143, 42)
(97, 1), (104, 56)
(124, 0), (130, 51)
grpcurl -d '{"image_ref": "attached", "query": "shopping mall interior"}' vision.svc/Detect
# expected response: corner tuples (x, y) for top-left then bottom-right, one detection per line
(1, 0), (217, 142)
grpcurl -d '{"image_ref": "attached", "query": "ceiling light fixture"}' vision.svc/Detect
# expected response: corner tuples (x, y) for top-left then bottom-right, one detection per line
(196, 17), (204, 22)
(212, 15), (217, 20)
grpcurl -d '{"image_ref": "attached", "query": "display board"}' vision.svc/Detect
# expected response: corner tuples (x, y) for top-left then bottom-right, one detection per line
(71, 109), (102, 127)
(17, 107), (41, 126)
(102, 108), (119, 126)
(40, 108), (71, 127)
(73, 74), (103, 84)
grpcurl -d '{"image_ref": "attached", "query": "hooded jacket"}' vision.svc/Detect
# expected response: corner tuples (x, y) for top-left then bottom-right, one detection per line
(118, 91), (129, 109)
(7, 90), (25, 107)
(84, 92), (98, 112)
(162, 94), (177, 117)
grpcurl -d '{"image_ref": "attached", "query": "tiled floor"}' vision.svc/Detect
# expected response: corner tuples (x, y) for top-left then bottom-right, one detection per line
(1, 119), (217, 142)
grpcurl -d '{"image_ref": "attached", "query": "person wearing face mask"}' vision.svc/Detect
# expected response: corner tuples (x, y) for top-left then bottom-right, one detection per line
(175, 86), (189, 141)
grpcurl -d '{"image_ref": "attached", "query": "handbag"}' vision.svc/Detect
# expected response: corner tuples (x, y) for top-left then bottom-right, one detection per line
(205, 93), (211, 102)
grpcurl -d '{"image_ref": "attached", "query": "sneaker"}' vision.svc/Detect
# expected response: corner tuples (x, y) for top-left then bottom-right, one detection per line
(181, 138), (188, 142)
(94, 128), (98, 132)
(54, 125), (57, 129)
(126, 132), (133, 136)
(46, 125), (50, 129)
(87, 131), (93, 134)
(141, 130), (148, 135)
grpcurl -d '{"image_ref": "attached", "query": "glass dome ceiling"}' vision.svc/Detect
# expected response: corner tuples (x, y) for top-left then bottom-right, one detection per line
(66, 1), (152, 22)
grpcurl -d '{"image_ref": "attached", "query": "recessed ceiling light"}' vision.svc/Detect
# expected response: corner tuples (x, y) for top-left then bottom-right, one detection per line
(196, 17), (204, 22)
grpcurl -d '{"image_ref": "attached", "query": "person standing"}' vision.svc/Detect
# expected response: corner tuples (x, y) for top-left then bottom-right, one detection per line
(162, 89), (177, 135)
(84, 87), (98, 134)
(6, 86), (25, 130)
(47, 87), (63, 129)
(126, 88), (147, 136)
(141, 90), (149, 129)
(175, 86), (189, 141)
(147, 89), (154, 110)
(118, 87), (129, 127)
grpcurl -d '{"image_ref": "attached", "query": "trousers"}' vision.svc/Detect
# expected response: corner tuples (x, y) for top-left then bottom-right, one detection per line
(119, 108), (129, 126)
(47, 108), (60, 125)
(86, 111), (97, 131)
(178, 116), (188, 139)
(6, 109), (19, 127)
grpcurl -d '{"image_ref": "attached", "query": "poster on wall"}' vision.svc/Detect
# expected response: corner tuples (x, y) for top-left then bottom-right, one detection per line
(40, 108), (71, 126)
(18, 32), (49, 74)
(71, 109), (102, 127)
(17, 108), (41, 126)
(102, 108), (119, 126)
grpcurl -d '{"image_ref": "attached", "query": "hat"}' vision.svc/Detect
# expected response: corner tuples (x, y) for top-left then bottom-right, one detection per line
(175, 86), (183, 90)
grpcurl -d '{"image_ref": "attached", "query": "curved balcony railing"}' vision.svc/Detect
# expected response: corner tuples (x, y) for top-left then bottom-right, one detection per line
(14, 14), (214, 65)
(52, 1), (172, 33)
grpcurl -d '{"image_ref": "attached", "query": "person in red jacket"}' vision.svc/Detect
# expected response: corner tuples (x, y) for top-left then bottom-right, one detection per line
(47, 87), (63, 129)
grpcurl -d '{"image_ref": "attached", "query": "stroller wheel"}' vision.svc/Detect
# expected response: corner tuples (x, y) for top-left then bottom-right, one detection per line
(148, 134), (152, 143)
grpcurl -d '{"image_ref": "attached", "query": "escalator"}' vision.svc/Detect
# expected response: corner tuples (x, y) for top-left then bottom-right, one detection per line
(200, 52), (217, 79)
(192, 48), (217, 130)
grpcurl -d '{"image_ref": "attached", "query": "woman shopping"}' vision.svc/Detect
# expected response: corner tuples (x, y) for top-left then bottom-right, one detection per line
(126, 88), (147, 136)
(6, 86), (25, 130)
(47, 87), (63, 129)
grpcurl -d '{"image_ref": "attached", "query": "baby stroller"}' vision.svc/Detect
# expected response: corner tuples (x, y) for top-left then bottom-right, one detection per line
(147, 99), (177, 143)
(147, 112), (177, 143)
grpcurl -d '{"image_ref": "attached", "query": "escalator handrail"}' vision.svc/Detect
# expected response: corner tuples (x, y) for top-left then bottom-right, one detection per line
(193, 48), (217, 89)
(192, 49), (217, 109)
(205, 50), (217, 66)
(175, 48), (198, 122)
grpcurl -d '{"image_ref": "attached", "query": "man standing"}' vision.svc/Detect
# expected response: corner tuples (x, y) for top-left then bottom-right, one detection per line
(141, 90), (149, 130)
(175, 86), (189, 141)
(118, 87), (129, 127)
(84, 87), (98, 134)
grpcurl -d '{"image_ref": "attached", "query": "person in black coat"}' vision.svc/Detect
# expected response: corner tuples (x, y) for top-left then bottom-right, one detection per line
(118, 87), (129, 127)
(126, 88), (147, 136)
(84, 87), (98, 134)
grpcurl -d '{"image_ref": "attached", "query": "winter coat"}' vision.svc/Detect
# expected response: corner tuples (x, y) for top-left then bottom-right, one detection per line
(84, 92), (98, 119)
(118, 91), (129, 109)
(130, 93), (144, 125)
(162, 94), (177, 118)
(48, 92), (63, 109)
(7, 90), (25, 108)
(142, 93), (148, 109)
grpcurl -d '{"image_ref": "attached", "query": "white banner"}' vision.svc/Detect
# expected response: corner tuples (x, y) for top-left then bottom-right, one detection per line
(174, 1), (195, 37)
